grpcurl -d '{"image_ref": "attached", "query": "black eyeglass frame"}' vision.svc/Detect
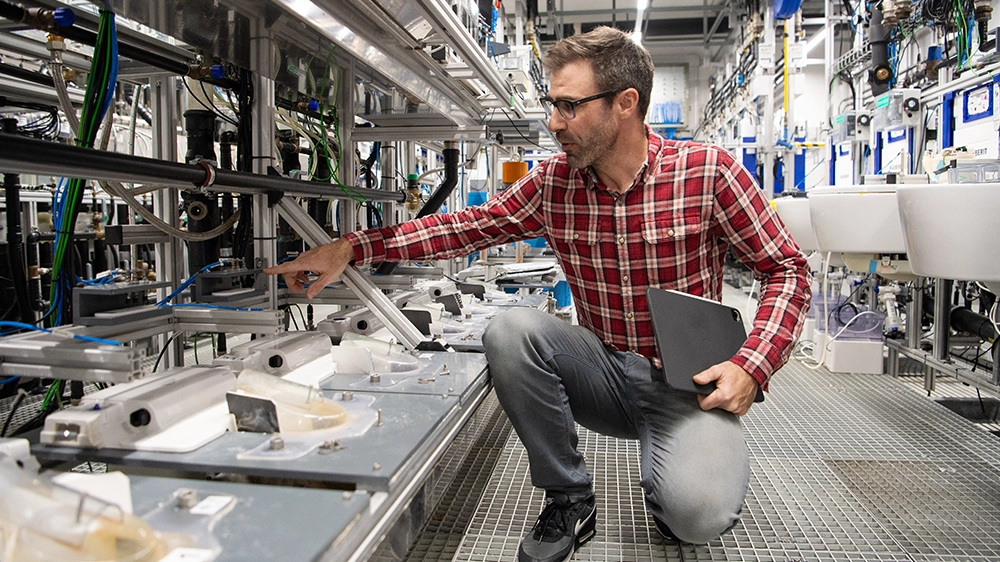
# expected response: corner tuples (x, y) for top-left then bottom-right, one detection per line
(540, 88), (625, 120)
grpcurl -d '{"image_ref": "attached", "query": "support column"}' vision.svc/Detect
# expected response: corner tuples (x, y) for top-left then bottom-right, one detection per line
(338, 61), (357, 237)
(250, 16), (278, 310)
(151, 75), (183, 369)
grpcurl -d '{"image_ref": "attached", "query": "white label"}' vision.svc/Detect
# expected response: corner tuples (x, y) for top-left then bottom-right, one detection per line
(189, 495), (234, 516)
(159, 548), (216, 562)
(788, 42), (806, 67)
(759, 44), (775, 65)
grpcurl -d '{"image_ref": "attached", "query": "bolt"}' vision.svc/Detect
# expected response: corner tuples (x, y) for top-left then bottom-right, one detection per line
(377, 408), (383, 427)
(440, 364), (450, 376)
(373, 463), (381, 471)
(370, 373), (381, 383)
(177, 490), (198, 509)
(318, 440), (341, 454)
(442, 393), (448, 399)
(342, 491), (353, 500)
(342, 391), (354, 401)
(269, 436), (285, 451)
(465, 313), (472, 319)
(448, 388), (454, 393)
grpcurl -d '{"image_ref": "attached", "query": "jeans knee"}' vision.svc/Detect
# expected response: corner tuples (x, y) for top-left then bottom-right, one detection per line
(482, 308), (546, 356)
(649, 489), (740, 544)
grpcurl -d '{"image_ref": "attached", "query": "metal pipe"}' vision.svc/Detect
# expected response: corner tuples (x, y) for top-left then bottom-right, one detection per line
(907, 284), (924, 349)
(934, 278), (953, 361)
(375, 141), (460, 276)
(0, 134), (406, 203)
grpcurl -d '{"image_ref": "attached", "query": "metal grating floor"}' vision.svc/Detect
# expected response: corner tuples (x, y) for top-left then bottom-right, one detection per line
(444, 359), (1000, 561)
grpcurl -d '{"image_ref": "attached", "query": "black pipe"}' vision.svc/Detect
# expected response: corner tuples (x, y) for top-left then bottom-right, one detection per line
(0, 61), (54, 88)
(951, 306), (998, 342)
(375, 142), (460, 275)
(0, 133), (407, 202)
(4, 171), (34, 323)
(868, 7), (893, 96)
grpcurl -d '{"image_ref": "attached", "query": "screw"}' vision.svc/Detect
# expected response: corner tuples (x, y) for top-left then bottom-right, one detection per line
(342, 391), (354, 401)
(448, 388), (454, 393)
(442, 393), (448, 399)
(269, 436), (285, 450)
(370, 373), (381, 383)
(373, 463), (381, 471)
(342, 491), (353, 500)
(440, 364), (451, 376)
(318, 440), (341, 454)
(177, 490), (198, 509)
(377, 408), (383, 427)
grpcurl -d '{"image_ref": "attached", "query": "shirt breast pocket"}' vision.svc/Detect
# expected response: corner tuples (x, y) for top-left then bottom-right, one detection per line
(642, 211), (705, 244)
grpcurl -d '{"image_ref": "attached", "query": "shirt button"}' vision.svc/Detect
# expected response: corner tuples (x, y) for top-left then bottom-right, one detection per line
(667, 229), (676, 237)
(573, 233), (579, 240)
(626, 312), (634, 319)
(618, 236), (625, 244)
(622, 275), (629, 282)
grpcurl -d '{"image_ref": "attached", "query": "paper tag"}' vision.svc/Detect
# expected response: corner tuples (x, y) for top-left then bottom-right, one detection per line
(189, 495), (234, 516)
(159, 548), (216, 562)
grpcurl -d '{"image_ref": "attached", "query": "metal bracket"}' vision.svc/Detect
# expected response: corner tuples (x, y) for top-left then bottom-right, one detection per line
(274, 197), (448, 351)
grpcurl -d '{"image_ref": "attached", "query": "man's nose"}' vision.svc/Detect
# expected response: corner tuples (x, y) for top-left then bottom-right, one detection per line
(547, 110), (565, 133)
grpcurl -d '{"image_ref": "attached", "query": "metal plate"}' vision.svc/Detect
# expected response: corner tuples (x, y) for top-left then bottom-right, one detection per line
(321, 350), (488, 399)
(33, 390), (467, 492)
(130, 476), (368, 562)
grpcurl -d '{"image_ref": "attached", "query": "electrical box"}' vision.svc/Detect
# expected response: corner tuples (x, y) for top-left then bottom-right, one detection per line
(872, 88), (920, 131)
(831, 112), (857, 144)
(950, 77), (1000, 159)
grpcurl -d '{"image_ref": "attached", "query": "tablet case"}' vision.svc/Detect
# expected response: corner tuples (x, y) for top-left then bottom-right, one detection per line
(646, 287), (764, 403)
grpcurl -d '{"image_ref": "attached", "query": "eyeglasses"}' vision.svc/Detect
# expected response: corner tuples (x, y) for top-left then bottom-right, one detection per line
(540, 89), (624, 120)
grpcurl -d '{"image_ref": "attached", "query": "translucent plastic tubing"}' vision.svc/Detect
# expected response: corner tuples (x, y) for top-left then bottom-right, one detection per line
(235, 370), (348, 431)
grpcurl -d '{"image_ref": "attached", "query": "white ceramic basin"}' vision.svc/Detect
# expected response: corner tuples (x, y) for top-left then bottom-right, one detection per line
(808, 184), (907, 254)
(896, 183), (1000, 294)
(773, 196), (819, 251)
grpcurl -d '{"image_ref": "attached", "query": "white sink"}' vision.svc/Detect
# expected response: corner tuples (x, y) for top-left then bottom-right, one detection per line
(808, 184), (907, 254)
(896, 183), (1000, 294)
(773, 196), (819, 251)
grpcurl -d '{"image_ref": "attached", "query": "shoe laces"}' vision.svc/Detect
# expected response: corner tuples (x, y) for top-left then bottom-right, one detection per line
(531, 498), (587, 544)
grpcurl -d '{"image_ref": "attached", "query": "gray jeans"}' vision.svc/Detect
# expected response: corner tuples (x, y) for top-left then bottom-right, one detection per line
(483, 308), (749, 544)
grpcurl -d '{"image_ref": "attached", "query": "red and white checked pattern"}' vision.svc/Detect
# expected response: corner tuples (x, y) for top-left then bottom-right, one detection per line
(346, 130), (811, 388)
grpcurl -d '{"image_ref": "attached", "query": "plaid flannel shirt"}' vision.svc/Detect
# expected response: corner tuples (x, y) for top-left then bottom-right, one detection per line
(346, 129), (811, 388)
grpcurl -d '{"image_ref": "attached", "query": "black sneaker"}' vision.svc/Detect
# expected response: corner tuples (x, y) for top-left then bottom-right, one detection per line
(518, 495), (597, 562)
(653, 515), (680, 543)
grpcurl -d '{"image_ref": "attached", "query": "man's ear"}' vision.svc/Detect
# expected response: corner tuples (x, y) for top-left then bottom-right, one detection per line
(618, 88), (641, 119)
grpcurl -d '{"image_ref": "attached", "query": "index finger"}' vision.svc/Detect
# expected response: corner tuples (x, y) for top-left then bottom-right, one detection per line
(263, 261), (300, 275)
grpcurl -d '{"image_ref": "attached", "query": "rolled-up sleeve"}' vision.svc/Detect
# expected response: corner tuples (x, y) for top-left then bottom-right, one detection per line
(711, 149), (812, 388)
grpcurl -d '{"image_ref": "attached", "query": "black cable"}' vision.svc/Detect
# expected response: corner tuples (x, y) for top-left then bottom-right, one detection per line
(495, 108), (548, 151)
(0, 389), (27, 437)
(152, 332), (180, 372)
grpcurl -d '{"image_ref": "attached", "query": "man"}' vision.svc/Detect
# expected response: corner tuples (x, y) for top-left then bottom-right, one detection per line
(266, 26), (810, 562)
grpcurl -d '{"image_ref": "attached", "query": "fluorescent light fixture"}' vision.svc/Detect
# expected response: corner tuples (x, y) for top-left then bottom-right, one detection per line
(805, 26), (826, 54)
(633, 0), (645, 43)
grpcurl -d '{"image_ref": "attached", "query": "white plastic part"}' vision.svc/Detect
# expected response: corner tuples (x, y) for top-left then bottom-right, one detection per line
(896, 182), (1000, 291)
(808, 184), (907, 254)
(40, 366), (235, 450)
(0, 454), (167, 561)
(235, 370), (348, 432)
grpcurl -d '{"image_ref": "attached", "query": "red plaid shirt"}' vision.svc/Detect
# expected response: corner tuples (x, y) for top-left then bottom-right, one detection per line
(346, 130), (811, 388)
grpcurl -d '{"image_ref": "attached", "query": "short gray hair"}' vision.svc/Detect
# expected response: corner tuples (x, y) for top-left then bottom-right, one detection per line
(542, 26), (654, 117)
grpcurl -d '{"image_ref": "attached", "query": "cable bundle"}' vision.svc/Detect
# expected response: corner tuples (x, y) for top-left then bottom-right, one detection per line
(49, 4), (118, 326)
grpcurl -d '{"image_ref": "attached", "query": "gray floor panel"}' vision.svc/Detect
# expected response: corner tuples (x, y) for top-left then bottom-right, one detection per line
(829, 459), (1000, 559)
(441, 354), (1000, 561)
(768, 361), (1000, 464)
